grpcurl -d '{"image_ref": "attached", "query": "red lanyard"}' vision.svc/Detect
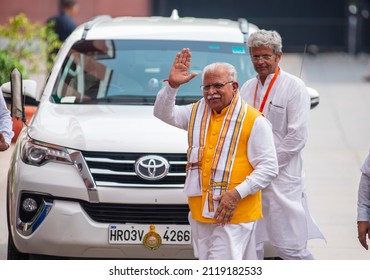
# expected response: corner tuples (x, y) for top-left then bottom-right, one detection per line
(253, 67), (280, 112)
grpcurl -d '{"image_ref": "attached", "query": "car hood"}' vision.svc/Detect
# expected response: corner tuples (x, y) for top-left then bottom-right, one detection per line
(28, 103), (188, 153)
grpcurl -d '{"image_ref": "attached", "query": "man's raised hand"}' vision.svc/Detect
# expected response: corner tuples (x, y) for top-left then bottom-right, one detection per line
(168, 48), (198, 88)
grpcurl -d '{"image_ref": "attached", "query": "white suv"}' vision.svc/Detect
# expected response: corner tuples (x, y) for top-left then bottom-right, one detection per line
(4, 11), (318, 259)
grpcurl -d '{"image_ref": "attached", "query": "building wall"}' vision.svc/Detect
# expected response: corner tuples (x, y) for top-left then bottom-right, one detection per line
(0, 0), (151, 25)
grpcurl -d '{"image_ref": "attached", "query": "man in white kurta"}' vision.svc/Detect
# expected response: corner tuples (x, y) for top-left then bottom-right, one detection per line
(240, 30), (325, 259)
(0, 88), (14, 151)
(357, 150), (370, 250)
(154, 48), (278, 259)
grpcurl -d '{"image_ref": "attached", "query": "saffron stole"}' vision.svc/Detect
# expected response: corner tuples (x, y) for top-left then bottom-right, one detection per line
(185, 93), (247, 218)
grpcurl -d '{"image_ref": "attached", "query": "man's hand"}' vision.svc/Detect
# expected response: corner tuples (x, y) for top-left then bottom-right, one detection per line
(357, 221), (370, 250)
(213, 189), (241, 226)
(0, 132), (9, 151)
(168, 48), (198, 88)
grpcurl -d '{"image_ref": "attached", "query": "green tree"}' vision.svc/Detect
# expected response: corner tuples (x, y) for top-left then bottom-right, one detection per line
(0, 13), (61, 84)
(0, 50), (25, 86)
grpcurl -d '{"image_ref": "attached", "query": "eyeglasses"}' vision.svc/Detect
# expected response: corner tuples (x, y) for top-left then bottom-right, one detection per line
(200, 81), (233, 92)
(251, 55), (273, 62)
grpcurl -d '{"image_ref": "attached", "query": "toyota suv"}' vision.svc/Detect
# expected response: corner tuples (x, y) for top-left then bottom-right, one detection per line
(3, 11), (319, 259)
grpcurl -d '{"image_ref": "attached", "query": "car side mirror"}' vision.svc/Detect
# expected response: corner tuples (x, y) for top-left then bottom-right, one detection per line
(307, 87), (320, 110)
(1, 69), (38, 123)
(10, 68), (25, 121)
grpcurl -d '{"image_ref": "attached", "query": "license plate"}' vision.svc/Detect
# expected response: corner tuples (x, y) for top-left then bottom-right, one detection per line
(108, 224), (192, 245)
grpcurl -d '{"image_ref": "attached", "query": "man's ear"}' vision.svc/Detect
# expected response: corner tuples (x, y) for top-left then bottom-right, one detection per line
(232, 81), (239, 93)
(276, 51), (283, 63)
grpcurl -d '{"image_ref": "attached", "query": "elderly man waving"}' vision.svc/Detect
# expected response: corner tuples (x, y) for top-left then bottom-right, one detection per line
(153, 48), (278, 260)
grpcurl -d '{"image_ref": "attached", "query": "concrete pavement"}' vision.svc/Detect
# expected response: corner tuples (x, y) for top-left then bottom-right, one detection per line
(283, 52), (370, 259)
(0, 52), (370, 259)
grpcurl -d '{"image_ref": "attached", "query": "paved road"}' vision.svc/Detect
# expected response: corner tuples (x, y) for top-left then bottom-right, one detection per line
(295, 52), (370, 259)
(0, 52), (370, 260)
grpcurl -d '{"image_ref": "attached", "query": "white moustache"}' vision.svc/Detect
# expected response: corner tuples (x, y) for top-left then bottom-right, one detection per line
(207, 94), (221, 100)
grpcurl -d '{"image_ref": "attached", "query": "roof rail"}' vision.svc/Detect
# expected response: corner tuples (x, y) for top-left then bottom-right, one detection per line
(238, 18), (249, 43)
(81, 15), (112, 40)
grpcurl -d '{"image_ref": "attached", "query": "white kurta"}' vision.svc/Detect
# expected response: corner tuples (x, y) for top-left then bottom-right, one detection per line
(153, 84), (278, 199)
(357, 150), (370, 221)
(240, 69), (325, 249)
(0, 88), (14, 145)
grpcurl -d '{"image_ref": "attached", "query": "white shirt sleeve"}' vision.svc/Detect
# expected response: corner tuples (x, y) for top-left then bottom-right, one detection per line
(235, 115), (278, 198)
(153, 84), (192, 130)
(357, 151), (370, 221)
(276, 83), (310, 169)
(0, 89), (14, 145)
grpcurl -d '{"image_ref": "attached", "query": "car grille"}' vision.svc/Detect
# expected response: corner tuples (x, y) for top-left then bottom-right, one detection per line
(80, 202), (190, 224)
(81, 151), (187, 188)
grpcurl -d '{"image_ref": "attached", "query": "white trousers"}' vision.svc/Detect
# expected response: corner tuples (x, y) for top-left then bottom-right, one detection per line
(256, 242), (314, 260)
(188, 213), (257, 260)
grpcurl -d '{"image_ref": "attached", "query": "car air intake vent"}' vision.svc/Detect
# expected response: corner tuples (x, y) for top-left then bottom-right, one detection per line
(81, 151), (187, 188)
(80, 202), (190, 224)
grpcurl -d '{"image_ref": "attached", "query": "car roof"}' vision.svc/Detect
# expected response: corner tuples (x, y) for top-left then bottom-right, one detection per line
(68, 11), (258, 43)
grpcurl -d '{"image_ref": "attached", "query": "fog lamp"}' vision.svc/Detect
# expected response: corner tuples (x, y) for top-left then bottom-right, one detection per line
(22, 198), (38, 212)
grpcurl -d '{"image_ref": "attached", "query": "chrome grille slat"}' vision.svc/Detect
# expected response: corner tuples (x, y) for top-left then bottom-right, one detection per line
(96, 182), (184, 188)
(169, 161), (187, 165)
(91, 168), (186, 176)
(91, 169), (137, 176)
(85, 157), (135, 164)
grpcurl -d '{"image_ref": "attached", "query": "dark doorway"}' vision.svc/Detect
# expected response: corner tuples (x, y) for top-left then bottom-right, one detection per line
(152, 0), (348, 52)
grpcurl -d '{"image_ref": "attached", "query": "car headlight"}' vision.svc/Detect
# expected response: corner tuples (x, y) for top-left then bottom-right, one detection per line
(21, 138), (73, 166)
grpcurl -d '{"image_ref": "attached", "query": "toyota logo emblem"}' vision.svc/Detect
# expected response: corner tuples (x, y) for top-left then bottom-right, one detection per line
(135, 155), (170, 180)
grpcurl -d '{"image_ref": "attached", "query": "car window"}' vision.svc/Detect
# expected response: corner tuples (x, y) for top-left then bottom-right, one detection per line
(50, 40), (255, 105)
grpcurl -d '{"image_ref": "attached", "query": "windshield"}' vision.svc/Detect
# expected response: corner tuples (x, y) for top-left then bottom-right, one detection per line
(51, 40), (255, 105)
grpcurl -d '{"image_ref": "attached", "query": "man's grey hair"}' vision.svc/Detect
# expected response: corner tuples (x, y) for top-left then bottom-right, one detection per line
(202, 62), (237, 82)
(248, 29), (283, 55)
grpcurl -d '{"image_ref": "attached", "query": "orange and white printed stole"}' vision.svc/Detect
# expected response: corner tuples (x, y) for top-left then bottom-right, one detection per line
(185, 93), (247, 219)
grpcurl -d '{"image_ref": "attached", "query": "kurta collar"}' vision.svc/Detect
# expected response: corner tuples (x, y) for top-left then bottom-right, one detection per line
(212, 104), (230, 116)
(256, 67), (282, 85)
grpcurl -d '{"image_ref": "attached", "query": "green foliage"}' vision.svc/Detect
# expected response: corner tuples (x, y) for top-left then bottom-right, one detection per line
(0, 13), (62, 84)
(0, 50), (25, 85)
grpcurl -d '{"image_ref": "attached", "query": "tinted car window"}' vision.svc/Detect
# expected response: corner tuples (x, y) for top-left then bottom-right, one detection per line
(51, 40), (255, 105)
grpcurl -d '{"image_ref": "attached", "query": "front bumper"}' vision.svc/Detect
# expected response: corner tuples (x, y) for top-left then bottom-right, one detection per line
(12, 199), (194, 259)
(8, 150), (193, 259)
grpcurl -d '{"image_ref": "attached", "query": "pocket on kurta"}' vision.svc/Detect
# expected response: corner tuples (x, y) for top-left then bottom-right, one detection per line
(267, 104), (285, 131)
(272, 174), (303, 201)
